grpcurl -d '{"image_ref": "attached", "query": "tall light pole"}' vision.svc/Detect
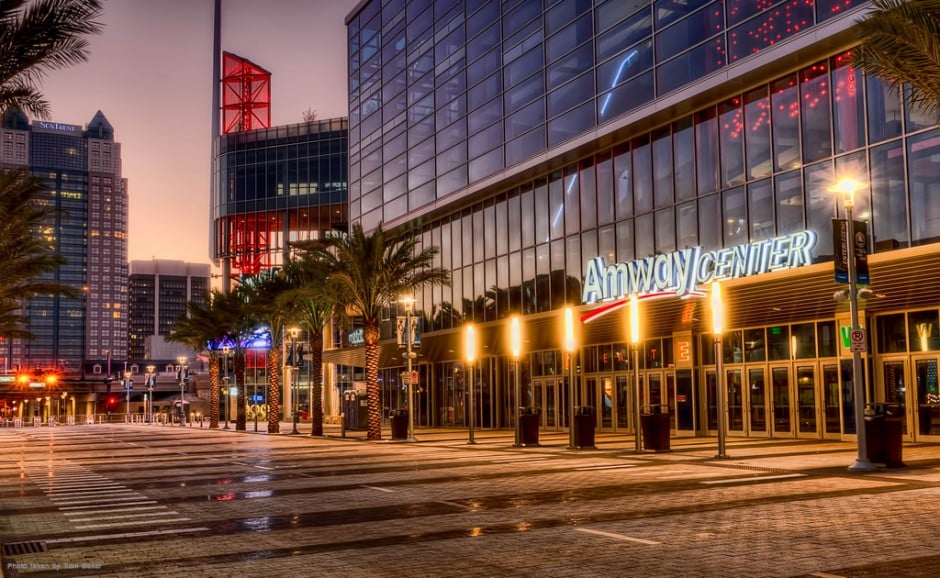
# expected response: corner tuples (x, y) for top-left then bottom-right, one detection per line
(711, 281), (728, 458)
(402, 296), (418, 442)
(833, 178), (876, 473)
(564, 306), (576, 450)
(510, 315), (522, 447)
(177, 355), (187, 427)
(289, 327), (300, 435)
(145, 364), (155, 423)
(630, 294), (642, 454)
(464, 323), (477, 445)
(123, 370), (132, 423)
(221, 347), (230, 429)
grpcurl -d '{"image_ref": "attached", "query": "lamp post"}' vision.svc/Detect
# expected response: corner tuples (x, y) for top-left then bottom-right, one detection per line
(511, 315), (522, 447)
(402, 296), (418, 442)
(221, 347), (230, 429)
(833, 178), (876, 473)
(123, 370), (132, 423)
(222, 376), (230, 429)
(464, 323), (477, 445)
(145, 364), (155, 423)
(711, 281), (728, 458)
(289, 327), (300, 435)
(630, 294), (642, 454)
(177, 355), (187, 427)
(564, 306), (576, 450)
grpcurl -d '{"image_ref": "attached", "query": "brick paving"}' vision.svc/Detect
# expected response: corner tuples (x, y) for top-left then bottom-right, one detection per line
(1, 423), (939, 577)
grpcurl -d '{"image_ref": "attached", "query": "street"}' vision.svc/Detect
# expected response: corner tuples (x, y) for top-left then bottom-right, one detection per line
(1, 425), (940, 577)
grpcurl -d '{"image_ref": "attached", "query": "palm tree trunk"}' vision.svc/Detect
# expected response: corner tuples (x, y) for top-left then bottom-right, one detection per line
(209, 355), (220, 429)
(268, 346), (281, 434)
(365, 324), (381, 440)
(311, 333), (324, 436)
(235, 350), (246, 431)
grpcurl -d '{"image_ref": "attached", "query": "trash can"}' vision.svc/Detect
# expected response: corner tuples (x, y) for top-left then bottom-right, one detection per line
(572, 406), (596, 449)
(343, 391), (369, 431)
(390, 409), (408, 440)
(866, 404), (904, 467)
(641, 404), (671, 452)
(519, 407), (540, 446)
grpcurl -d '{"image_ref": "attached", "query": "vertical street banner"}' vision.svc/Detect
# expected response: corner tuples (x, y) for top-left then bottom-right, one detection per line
(832, 218), (871, 285)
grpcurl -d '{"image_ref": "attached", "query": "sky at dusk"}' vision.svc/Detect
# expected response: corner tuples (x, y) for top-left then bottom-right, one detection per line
(41, 0), (360, 266)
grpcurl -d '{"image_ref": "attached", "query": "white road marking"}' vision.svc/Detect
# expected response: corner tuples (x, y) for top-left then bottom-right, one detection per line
(75, 518), (191, 530)
(576, 527), (660, 545)
(575, 464), (638, 471)
(702, 473), (806, 485)
(58, 501), (157, 510)
(51, 496), (145, 506)
(44, 527), (210, 544)
(438, 500), (474, 511)
(361, 485), (395, 493)
(49, 489), (136, 499)
(62, 505), (164, 515)
(67, 511), (182, 522)
(810, 573), (846, 578)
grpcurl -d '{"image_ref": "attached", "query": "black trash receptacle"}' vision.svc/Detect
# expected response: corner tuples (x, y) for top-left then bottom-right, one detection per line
(519, 407), (540, 446)
(641, 405), (671, 452)
(882, 404), (905, 468)
(572, 406), (596, 449)
(864, 413), (884, 464)
(390, 409), (408, 440)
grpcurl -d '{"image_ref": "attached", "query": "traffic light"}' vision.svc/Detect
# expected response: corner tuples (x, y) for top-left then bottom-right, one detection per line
(108, 396), (117, 407)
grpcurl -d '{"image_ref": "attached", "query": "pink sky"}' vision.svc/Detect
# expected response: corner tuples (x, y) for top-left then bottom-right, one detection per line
(41, 0), (359, 266)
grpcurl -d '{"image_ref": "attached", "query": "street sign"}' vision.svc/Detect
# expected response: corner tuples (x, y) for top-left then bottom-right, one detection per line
(850, 329), (867, 353)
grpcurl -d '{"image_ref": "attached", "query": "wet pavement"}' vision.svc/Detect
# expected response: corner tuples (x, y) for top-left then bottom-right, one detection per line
(2, 423), (940, 577)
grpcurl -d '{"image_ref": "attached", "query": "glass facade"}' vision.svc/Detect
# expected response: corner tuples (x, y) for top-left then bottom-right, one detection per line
(213, 118), (349, 274)
(347, 0), (869, 229)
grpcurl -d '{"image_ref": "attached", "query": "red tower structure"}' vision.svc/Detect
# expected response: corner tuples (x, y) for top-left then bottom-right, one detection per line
(221, 52), (271, 134)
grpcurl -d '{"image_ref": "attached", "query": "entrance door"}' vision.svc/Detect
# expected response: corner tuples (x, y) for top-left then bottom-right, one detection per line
(748, 367), (769, 436)
(822, 364), (843, 438)
(769, 365), (793, 437)
(795, 364), (820, 438)
(912, 356), (940, 440)
(616, 375), (629, 432)
(726, 368), (745, 436)
(596, 376), (615, 431)
(880, 358), (910, 439)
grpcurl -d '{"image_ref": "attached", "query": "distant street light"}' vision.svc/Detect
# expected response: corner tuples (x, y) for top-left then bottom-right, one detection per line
(464, 323), (477, 445)
(565, 306), (576, 449)
(711, 282), (728, 459)
(177, 356), (187, 427)
(145, 364), (155, 423)
(288, 327), (300, 435)
(402, 296), (418, 442)
(123, 370), (132, 423)
(510, 315), (522, 447)
(630, 294), (642, 454)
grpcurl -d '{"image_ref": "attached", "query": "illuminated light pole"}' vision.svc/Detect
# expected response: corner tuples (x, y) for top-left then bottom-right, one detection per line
(510, 315), (522, 447)
(833, 178), (876, 473)
(123, 370), (132, 423)
(221, 347), (230, 429)
(402, 296), (418, 442)
(146, 364), (155, 423)
(177, 355), (187, 427)
(464, 323), (477, 445)
(289, 327), (300, 435)
(711, 281), (728, 459)
(630, 294), (642, 454)
(564, 306), (576, 450)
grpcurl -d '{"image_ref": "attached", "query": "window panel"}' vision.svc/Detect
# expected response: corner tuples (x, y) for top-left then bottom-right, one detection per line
(774, 170), (804, 236)
(747, 179), (773, 241)
(866, 75), (902, 144)
(614, 143), (633, 219)
(632, 135), (652, 214)
(908, 129), (940, 246)
(801, 62), (833, 163)
(616, 218), (635, 262)
(652, 128), (674, 209)
(803, 160), (835, 258)
(655, 206), (675, 254)
(547, 101), (594, 147)
(677, 200), (697, 249)
(771, 74), (801, 172)
(654, 2), (723, 61)
(870, 140), (908, 251)
(598, 70), (654, 122)
(635, 213), (654, 257)
(832, 51), (865, 154)
(596, 152), (614, 225)
(719, 97), (745, 187)
(698, 193), (720, 251)
(546, 12), (593, 62)
(722, 186), (746, 248)
(745, 87), (771, 181)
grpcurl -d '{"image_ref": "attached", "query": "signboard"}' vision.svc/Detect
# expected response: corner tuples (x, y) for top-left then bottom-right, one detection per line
(400, 371), (419, 386)
(396, 316), (421, 347)
(832, 219), (870, 285)
(850, 329), (867, 353)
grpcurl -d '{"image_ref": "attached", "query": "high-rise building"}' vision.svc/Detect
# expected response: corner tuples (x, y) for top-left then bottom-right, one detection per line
(0, 110), (127, 375)
(128, 259), (211, 360)
(340, 1), (940, 442)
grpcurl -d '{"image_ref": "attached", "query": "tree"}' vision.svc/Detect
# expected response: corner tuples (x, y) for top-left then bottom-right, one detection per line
(0, 0), (104, 118)
(279, 252), (337, 436)
(851, 0), (940, 115)
(311, 223), (450, 441)
(238, 268), (300, 435)
(0, 169), (77, 339)
(213, 288), (256, 431)
(166, 290), (232, 428)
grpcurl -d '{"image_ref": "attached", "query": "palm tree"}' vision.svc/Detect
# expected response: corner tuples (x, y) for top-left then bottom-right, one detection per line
(239, 268), (300, 434)
(0, 0), (104, 118)
(213, 289), (255, 431)
(279, 252), (337, 436)
(851, 0), (940, 114)
(311, 223), (450, 441)
(166, 290), (232, 428)
(0, 169), (77, 339)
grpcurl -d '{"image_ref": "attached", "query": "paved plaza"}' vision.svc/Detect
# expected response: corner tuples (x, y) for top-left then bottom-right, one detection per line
(1, 423), (940, 577)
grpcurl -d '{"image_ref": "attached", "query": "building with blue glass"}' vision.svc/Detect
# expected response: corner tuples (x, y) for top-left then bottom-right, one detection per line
(340, 0), (940, 443)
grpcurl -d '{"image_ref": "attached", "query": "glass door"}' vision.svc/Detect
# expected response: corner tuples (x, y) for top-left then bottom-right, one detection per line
(597, 376), (615, 431)
(769, 365), (793, 437)
(795, 364), (820, 438)
(748, 367), (769, 436)
(880, 358), (910, 438)
(822, 364), (842, 438)
(726, 368), (745, 436)
(616, 374), (629, 432)
(913, 356), (940, 440)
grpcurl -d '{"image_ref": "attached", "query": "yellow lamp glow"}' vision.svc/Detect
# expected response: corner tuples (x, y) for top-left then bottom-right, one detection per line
(711, 281), (723, 336)
(510, 316), (521, 360)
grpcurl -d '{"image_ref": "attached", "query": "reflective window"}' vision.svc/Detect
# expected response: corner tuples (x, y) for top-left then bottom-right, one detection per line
(507, 193), (521, 252)
(677, 201), (697, 249)
(775, 170), (804, 235)
(654, 1), (723, 61)
(831, 52), (865, 154)
(549, 173), (564, 240)
(596, 2), (651, 49)
(745, 87), (771, 180)
(674, 118), (695, 202)
(505, 73), (544, 113)
(632, 135), (652, 214)
(597, 70), (654, 123)
(876, 313), (907, 354)
(580, 160), (597, 230)
(908, 310), (940, 353)
(905, 86), (937, 133)
(548, 71), (593, 117)
(546, 12), (593, 62)
(747, 179), (773, 241)
(468, 121), (502, 158)
(698, 193), (720, 251)
(771, 74), (800, 172)
(548, 43), (594, 90)
(520, 186), (534, 247)
(695, 108), (719, 195)
(616, 218), (635, 261)
(506, 127), (546, 166)
(652, 128), (674, 209)
(803, 160), (835, 258)
(504, 46), (543, 88)
(535, 179), (549, 244)
(613, 143), (633, 219)
(506, 99), (545, 140)
(597, 42), (652, 94)
(723, 186), (746, 247)
(467, 21), (499, 63)
(719, 98), (745, 187)
(801, 62), (832, 163)
(908, 129), (940, 246)
(547, 0), (592, 34)
(547, 101), (594, 147)
(635, 213), (653, 257)
(870, 140), (908, 251)
(564, 165), (581, 236)
(816, 0), (867, 22)
(655, 207), (675, 253)
(596, 152), (614, 226)
(656, 0), (714, 28)
(728, 0), (814, 62)
(866, 76), (902, 144)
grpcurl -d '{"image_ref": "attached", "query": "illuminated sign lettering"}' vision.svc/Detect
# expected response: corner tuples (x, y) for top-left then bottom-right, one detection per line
(582, 231), (817, 305)
(36, 121), (80, 133)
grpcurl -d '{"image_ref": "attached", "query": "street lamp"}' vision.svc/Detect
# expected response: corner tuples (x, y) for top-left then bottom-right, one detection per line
(123, 370), (132, 423)
(145, 364), (155, 423)
(221, 347), (230, 429)
(288, 327), (300, 435)
(402, 296), (418, 442)
(221, 376), (230, 429)
(832, 178), (876, 473)
(564, 306), (577, 450)
(177, 355), (187, 427)
(464, 323), (477, 445)
(711, 281), (728, 458)
(630, 294), (642, 454)
(510, 315), (522, 447)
